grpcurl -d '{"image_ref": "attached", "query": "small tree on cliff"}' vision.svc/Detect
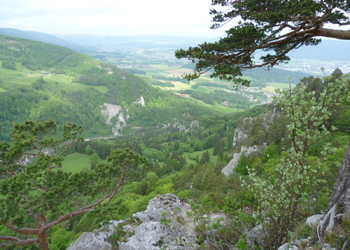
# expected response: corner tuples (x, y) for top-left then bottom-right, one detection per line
(0, 120), (147, 249)
(176, 0), (350, 84)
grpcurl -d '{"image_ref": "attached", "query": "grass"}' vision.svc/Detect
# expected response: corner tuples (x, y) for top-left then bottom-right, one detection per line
(0, 67), (36, 89)
(266, 82), (293, 89)
(91, 85), (109, 93)
(183, 148), (218, 165)
(0, 63), (109, 94)
(62, 153), (91, 173)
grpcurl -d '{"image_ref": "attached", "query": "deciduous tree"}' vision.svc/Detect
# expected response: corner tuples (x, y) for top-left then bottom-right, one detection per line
(244, 74), (349, 247)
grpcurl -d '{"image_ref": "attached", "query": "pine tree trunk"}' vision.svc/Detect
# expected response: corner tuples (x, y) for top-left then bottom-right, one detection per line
(318, 142), (350, 240)
(38, 228), (49, 250)
(328, 143), (350, 211)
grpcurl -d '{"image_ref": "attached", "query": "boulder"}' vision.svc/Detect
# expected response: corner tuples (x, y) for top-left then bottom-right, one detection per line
(305, 214), (323, 227)
(68, 194), (202, 250)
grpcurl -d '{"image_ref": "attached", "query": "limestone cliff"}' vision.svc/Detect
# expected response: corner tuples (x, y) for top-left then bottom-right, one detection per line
(221, 108), (279, 176)
(100, 103), (129, 137)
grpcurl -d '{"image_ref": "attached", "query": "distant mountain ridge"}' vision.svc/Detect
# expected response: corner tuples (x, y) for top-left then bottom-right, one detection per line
(0, 28), (85, 51)
(2, 28), (349, 61)
(58, 33), (350, 61)
(57, 34), (218, 50)
(288, 38), (350, 61)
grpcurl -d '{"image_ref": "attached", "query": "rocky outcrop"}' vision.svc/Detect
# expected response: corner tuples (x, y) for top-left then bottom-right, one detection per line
(68, 194), (205, 250)
(119, 194), (199, 249)
(67, 220), (124, 250)
(134, 96), (146, 107)
(100, 103), (129, 136)
(317, 143), (350, 241)
(162, 120), (200, 132)
(221, 113), (275, 176)
(222, 144), (266, 176)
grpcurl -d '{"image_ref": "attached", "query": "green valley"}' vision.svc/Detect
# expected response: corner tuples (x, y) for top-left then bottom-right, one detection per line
(0, 28), (349, 250)
(0, 34), (218, 141)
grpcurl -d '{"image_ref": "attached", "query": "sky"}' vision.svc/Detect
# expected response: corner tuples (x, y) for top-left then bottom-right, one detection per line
(0, 0), (227, 37)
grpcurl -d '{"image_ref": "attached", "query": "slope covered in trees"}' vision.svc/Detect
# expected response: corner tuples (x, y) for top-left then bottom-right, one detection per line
(0, 34), (215, 140)
(0, 26), (349, 249)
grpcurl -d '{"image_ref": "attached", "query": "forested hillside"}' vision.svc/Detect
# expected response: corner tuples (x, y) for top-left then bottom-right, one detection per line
(0, 34), (214, 140)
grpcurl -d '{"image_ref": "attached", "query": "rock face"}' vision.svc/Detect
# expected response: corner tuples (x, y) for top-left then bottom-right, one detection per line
(318, 142), (350, 240)
(100, 103), (129, 136)
(162, 120), (200, 132)
(134, 96), (146, 107)
(68, 194), (202, 250)
(222, 144), (266, 176)
(67, 220), (124, 250)
(221, 113), (275, 176)
(119, 194), (200, 249)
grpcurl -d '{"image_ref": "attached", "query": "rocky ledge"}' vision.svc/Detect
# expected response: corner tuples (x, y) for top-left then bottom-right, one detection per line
(68, 194), (201, 250)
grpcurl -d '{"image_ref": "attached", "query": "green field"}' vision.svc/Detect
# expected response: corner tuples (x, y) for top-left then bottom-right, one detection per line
(183, 148), (219, 165)
(0, 61), (109, 94)
(62, 153), (91, 173)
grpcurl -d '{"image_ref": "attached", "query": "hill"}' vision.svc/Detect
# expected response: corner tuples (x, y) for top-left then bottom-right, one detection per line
(0, 28), (84, 51)
(0, 34), (215, 140)
(57, 34), (218, 50)
(58, 33), (350, 62)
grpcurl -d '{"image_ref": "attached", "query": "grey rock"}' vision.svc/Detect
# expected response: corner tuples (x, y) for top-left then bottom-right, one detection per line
(305, 214), (323, 227)
(100, 103), (128, 136)
(67, 220), (124, 250)
(222, 144), (267, 176)
(67, 232), (112, 250)
(322, 243), (332, 250)
(134, 96), (146, 107)
(119, 194), (199, 250)
(278, 243), (299, 250)
(221, 110), (277, 176)
(246, 224), (265, 248)
(68, 194), (226, 250)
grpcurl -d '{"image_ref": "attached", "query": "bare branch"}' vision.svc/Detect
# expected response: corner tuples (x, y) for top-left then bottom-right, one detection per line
(1, 222), (39, 235)
(0, 238), (37, 248)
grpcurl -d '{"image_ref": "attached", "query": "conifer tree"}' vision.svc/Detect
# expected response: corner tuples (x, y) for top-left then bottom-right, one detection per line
(0, 120), (147, 249)
(176, 0), (350, 85)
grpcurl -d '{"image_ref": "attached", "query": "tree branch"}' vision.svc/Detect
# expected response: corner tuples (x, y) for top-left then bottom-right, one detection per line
(1, 222), (39, 235)
(0, 238), (37, 248)
(315, 28), (350, 40)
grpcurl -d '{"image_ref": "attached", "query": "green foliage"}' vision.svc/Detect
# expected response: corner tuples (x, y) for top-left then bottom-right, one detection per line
(1, 60), (16, 70)
(244, 75), (350, 247)
(0, 34), (90, 72)
(90, 152), (101, 170)
(49, 227), (76, 250)
(0, 34), (226, 141)
(181, 89), (265, 109)
(236, 236), (249, 250)
(0, 120), (147, 249)
(62, 152), (91, 173)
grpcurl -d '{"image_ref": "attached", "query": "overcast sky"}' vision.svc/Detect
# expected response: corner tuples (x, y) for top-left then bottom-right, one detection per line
(0, 0), (227, 37)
